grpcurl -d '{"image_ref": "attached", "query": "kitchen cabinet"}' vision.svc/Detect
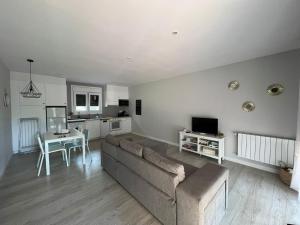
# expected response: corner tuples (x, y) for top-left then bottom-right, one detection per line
(120, 117), (131, 133)
(45, 83), (67, 106)
(100, 119), (111, 138)
(20, 105), (46, 132)
(85, 120), (101, 140)
(105, 85), (129, 106)
(110, 117), (132, 135)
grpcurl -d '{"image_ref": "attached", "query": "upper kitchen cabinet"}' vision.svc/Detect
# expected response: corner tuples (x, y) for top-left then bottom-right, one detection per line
(105, 85), (129, 106)
(11, 72), (67, 107)
(45, 83), (67, 106)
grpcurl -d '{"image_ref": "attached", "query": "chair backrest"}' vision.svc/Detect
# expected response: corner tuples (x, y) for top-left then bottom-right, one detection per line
(83, 129), (89, 143)
(36, 133), (45, 154)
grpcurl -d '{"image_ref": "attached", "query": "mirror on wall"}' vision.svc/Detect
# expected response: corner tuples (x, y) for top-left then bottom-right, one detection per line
(266, 84), (284, 96)
(242, 101), (255, 112)
(228, 80), (240, 90)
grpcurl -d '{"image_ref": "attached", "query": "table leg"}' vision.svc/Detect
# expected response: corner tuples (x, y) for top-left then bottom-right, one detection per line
(45, 142), (50, 176)
(82, 136), (86, 165)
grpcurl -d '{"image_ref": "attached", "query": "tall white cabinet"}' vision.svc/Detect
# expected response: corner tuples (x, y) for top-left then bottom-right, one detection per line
(45, 83), (67, 106)
(10, 72), (67, 153)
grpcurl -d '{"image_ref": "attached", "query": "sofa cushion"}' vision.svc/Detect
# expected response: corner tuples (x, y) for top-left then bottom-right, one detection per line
(143, 147), (185, 182)
(120, 139), (143, 157)
(105, 134), (120, 146)
(116, 147), (181, 199)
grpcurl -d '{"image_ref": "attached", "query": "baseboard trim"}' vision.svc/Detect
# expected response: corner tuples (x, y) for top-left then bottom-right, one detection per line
(224, 156), (278, 173)
(132, 131), (279, 174)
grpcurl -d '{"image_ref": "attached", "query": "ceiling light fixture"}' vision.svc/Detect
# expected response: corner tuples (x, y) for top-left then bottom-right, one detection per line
(172, 31), (178, 35)
(20, 59), (42, 98)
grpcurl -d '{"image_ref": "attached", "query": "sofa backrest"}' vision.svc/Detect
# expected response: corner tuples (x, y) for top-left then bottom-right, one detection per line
(105, 134), (120, 146)
(120, 139), (143, 157)
(143, 147), (185, 182)
(115, 145), (182, 199)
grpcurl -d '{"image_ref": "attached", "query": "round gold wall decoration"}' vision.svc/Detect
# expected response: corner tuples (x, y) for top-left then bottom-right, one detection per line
(266, 84), (284, 96)
(228, 80), (240, 90)
(242, 101), (255, 112)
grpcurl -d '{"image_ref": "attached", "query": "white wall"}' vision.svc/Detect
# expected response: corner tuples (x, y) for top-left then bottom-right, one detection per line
(10, 72), (66, 153)
(291, 70), (300, 193)
(0, 60), (12, 177)
(129, 50), (300, 167)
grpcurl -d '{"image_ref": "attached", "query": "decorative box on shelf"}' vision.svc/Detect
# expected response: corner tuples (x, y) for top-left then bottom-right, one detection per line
(203, 147), (216, 156)
(179, 131), (225, 164)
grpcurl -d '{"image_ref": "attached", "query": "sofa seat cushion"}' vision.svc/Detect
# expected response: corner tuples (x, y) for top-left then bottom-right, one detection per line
(105, 134), (120, 146)
(120, 139), (143, 157)
(116, 147), (181, 199)
(143, 147), (185, 182)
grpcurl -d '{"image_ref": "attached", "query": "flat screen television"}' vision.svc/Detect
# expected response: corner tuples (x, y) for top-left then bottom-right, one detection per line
(192, 117), (218, 135)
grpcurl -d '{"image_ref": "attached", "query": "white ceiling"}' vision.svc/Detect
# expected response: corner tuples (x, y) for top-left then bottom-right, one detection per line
(0, 0), (300, 86)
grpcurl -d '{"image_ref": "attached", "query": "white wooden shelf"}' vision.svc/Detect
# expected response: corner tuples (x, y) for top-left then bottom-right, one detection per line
(179, 131), (225, 164)
(181, 140), (198, 145)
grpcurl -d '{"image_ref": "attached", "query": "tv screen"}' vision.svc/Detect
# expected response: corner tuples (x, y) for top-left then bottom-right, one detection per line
(119, 99), (129, 106)
(192, 117), (218, 135)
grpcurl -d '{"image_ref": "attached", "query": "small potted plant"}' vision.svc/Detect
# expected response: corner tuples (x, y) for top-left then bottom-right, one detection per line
(278, 161), (293, 186)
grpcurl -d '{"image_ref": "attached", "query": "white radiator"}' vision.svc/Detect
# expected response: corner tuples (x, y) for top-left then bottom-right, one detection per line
(18, 117), (40, 153)
(237, 133), (295, 167)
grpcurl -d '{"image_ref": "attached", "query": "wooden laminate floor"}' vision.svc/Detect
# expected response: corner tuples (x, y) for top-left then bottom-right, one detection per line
(0, 135), (299, 225)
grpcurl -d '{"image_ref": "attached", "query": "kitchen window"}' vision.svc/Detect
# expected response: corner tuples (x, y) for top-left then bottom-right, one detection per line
(89, 93), (101, 112)
(75, 92), (88, 112)
(71, 85), (102, 114)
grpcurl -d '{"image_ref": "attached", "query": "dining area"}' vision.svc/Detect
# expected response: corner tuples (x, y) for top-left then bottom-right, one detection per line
(36, 128), (90, 176)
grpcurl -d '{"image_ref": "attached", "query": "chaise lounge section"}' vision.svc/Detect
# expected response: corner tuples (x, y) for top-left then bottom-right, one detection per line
(101, 134), (229, 225)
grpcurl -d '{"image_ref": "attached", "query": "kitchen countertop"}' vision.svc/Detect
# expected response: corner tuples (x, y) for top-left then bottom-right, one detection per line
(67, 116), (131, 123)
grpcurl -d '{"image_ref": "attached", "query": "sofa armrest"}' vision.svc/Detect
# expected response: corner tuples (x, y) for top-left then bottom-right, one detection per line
(176, 163), (229, 225)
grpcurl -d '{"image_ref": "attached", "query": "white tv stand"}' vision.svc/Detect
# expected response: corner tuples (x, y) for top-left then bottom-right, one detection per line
(179, 131), (225, 164)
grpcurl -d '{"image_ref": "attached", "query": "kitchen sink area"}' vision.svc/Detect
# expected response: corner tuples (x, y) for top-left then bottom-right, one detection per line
(66, 83), (132, 140)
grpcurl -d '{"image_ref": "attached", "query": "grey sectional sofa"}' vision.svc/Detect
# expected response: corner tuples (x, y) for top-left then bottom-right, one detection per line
(101, 135), (229, 225)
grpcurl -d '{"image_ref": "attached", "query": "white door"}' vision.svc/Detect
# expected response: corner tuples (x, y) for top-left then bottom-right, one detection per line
(100, 119), (110, 137)
(45, 84), (67, 106)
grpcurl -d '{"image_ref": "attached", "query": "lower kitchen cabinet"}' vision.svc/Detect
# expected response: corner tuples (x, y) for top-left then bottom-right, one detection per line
(121, 117), (131, 133)
(109, 117), (132, 136)
(85, 120), (100, 140)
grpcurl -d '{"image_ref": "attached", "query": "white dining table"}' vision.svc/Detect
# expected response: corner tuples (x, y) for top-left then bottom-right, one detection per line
(43, 128), (86, 176)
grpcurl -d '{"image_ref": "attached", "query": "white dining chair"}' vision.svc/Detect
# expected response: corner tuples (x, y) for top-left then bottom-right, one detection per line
(64, 129), (91, 165)
(36, 134), (69, 176)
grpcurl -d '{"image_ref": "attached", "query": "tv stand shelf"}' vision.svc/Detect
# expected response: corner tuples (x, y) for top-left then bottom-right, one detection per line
(179, 131), (225, 164)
